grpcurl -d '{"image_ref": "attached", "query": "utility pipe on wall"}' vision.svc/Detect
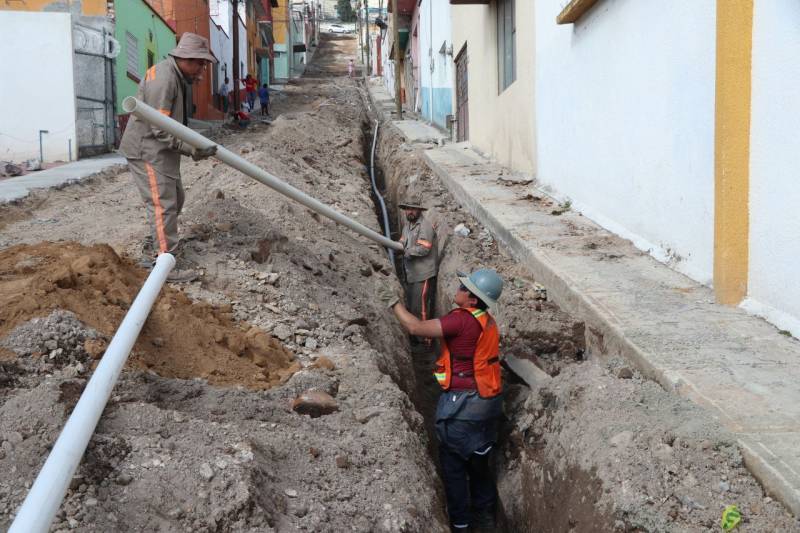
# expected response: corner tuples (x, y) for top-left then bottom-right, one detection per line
(9, 253), (176, 533)
(122, 97), (403, 253)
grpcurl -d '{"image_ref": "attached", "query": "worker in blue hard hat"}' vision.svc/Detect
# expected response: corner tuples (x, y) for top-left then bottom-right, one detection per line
(377, 268), (504, 531)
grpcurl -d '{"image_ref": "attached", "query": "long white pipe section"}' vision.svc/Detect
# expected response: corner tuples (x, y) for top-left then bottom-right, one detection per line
(122, 97), (403, 253)
(9, 253), (176, 533)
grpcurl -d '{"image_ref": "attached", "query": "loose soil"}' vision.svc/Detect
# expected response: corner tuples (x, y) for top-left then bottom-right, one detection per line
(0, 242), (294, 389)
(0, 34), (448, 532)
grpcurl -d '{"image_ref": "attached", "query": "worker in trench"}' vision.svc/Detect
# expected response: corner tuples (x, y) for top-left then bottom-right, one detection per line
(378, 269), (504, 532)
(119, 32), (218, 283)
(396, 193), (439, 347)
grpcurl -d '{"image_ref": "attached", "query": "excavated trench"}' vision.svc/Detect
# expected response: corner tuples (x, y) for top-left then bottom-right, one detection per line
(365, 117), (799, 532)
(359, 117), (606, 531)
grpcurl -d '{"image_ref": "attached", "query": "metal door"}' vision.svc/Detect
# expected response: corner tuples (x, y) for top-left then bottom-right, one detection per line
(72, 22), (117, 157)
(455, 45), (468, 142)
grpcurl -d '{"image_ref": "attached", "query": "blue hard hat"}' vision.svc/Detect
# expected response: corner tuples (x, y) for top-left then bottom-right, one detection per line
(457, 268), (503, 307)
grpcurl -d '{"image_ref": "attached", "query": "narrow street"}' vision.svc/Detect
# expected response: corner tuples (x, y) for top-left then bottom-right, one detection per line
(1, 32), (798, 533)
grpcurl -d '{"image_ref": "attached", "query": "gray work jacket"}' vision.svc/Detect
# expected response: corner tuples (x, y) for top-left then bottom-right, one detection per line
(119, 56), (191, 179)
(400, 215), (438, 283)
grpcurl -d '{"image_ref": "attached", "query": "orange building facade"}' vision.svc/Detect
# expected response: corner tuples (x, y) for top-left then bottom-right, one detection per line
(148, 0), (223, 120)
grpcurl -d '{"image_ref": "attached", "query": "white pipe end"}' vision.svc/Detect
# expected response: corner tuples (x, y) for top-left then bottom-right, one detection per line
(122, 97), (137, 113)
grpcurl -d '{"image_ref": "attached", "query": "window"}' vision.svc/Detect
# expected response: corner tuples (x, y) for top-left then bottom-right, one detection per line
(126, 32), (140, 80)
(147, 50), (155, 69)
(497, 0), (516, 92)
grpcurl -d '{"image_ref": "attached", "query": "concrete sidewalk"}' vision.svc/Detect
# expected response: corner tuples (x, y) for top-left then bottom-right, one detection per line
(367, 84), (800, 515)
(0, 153), (126, 204)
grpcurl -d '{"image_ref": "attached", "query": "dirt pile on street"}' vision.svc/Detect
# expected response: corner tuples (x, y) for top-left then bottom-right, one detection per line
(0, 241), (295, 389)
(0, 34), (451, 532)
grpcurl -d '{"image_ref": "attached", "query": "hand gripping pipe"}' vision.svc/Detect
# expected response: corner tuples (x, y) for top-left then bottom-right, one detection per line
(368, 121), (395, 265)
(9, 253), (176, 533)
(122, 97), (403, 253)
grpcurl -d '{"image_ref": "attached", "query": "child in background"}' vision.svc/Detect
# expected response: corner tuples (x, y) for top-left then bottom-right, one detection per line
(258, 84), (270, 116)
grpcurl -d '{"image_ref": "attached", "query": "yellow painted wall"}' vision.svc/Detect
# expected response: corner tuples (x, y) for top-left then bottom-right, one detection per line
(0, 0), (106, 16)
(450, 1), (536, 176)
(273, 3), (288, 45)
(714, 0), (753, 305)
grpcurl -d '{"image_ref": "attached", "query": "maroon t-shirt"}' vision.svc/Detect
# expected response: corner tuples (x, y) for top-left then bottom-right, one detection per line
(439, 309), (483, 390)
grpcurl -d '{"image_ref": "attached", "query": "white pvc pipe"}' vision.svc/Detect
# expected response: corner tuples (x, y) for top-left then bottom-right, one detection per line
(122, 96), (403, 253)
(9, 253), (176, 533)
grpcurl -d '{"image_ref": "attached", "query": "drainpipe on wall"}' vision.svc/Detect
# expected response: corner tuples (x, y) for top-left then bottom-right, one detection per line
(428, 0), (433, 124)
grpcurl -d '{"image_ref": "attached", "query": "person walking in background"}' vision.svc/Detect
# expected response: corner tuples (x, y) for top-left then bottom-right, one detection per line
(258, 83), (270, 117)
(348, 59), (355, 78)
(244, 74), (257, 111)
(219, 77), (230, 114)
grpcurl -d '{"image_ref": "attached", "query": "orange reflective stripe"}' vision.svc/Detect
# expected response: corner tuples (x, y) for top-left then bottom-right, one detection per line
(158, 109), (171, 116)
(421, 279), (429, 321)
(145, 163), (169, 254)
(416, 239), (433, 249)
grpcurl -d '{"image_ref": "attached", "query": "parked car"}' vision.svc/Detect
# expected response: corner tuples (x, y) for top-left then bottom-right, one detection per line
(329, 24), (347, 34)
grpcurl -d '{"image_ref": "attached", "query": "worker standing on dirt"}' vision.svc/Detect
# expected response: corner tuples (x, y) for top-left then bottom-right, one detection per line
(119, 32), (217, 283)
(397, 193), (438, 345)
(377, 269), (505, 532)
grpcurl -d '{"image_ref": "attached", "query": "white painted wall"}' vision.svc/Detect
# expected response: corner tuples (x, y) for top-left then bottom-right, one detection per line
(743, 0), (800, 336)
(451, 1), (536, 175)
(418, 0), (453, 129)
(381, 23), (396, 98)
(0, 12), (77, 163)
(534, 0), (716, 284)
(210, 0), (233, 86)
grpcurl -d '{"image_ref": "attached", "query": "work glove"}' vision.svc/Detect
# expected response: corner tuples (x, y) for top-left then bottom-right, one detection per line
(376, 281), (400, 309)
(191, 145), (218, 161)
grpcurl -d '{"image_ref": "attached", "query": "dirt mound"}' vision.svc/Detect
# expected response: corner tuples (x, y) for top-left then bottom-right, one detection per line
(0, 242), (295, 389)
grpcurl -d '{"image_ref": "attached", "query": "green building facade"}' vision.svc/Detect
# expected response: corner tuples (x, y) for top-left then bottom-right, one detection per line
(114, 0), (176, 114)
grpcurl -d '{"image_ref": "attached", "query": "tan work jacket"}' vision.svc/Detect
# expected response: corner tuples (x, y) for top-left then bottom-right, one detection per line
(119, 56), (190, 179)
(400, 215), (438, 283)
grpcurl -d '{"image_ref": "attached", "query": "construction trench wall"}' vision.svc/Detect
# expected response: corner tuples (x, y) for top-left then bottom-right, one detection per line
(0, 62), (796, 531)
(372, 120), (800, 531)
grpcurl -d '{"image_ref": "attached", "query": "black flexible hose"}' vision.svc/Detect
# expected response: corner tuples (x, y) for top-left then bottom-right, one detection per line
(369, 120), (396, 266)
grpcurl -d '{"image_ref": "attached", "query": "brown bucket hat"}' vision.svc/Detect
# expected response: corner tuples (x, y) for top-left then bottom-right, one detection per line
(170, 32), (217, 63)
(398, 192), (427, 210)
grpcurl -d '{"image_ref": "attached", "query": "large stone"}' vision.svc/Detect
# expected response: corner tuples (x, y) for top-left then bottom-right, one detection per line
(292, 389), (338, 418)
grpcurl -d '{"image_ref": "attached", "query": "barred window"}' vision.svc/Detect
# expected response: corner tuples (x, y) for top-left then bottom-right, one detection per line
(126, 32), (139, 80)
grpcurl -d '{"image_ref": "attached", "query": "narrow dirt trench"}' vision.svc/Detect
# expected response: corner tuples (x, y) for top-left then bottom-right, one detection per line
(0, 32), (797, 533)
(372, 119), (800, 532)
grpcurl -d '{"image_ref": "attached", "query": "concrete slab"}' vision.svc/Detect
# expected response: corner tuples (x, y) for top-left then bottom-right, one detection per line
(416, 140), (800, 515)
(0, 153), (126, 204)
(393, 121), (446, 144)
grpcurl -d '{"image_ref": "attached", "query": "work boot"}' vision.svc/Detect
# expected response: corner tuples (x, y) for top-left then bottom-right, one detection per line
(166, 255), (200, 283)
(166, 267), (199, 283)
(472, 507), (497, 532)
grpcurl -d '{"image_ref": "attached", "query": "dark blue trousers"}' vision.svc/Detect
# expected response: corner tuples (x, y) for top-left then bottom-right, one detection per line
(435, 391), (502, 528)
(439, 435), (497, 527)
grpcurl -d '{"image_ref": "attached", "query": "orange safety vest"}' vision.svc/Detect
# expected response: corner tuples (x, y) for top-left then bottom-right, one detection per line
(434, 307), (502, 398)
